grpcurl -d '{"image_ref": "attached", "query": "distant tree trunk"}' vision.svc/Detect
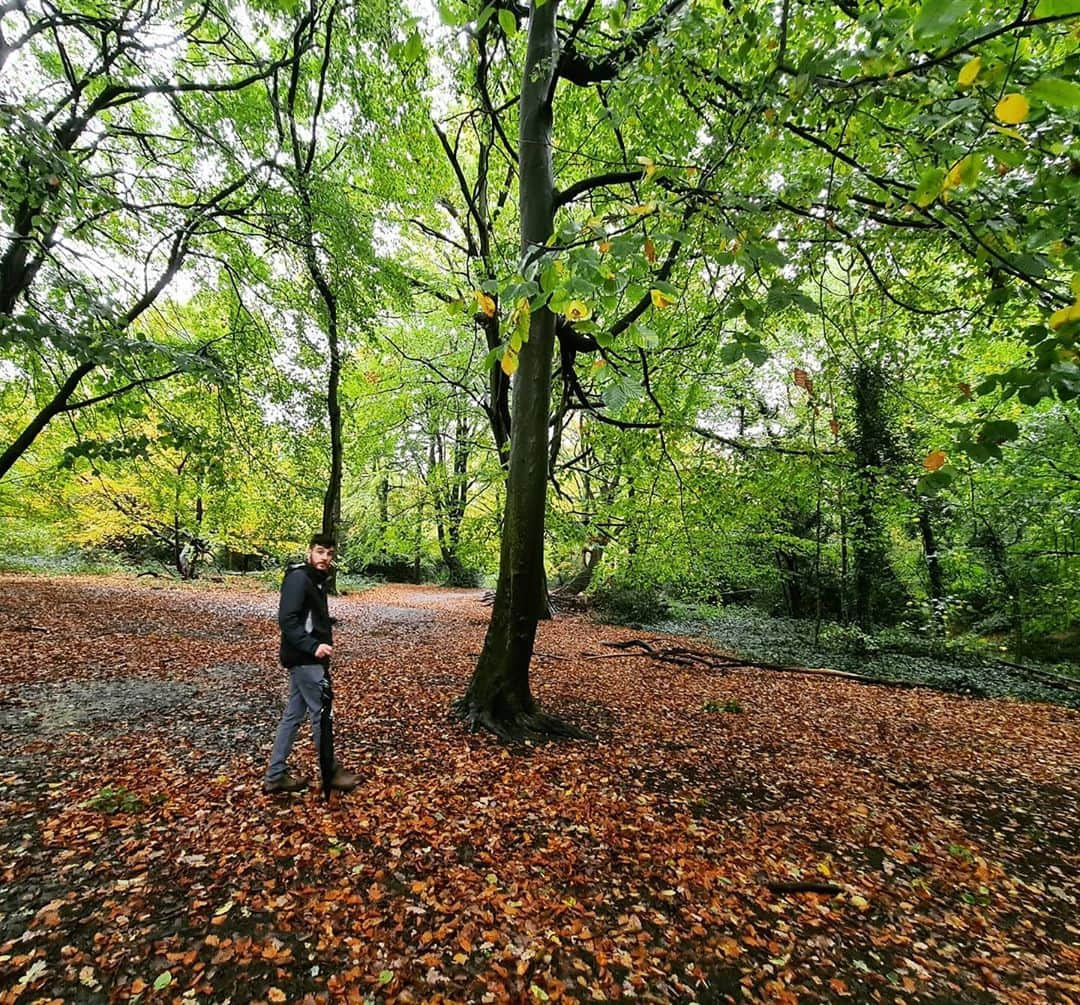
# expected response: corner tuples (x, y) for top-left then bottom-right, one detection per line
(482, 312), (513, 468)
(849, 362), (893, 626)
(776, 550), (804, 617)
(432, 411), (472, 585)
(556, 539), (606, 597)
(413, 497), (423, 584)
(838, 476), (849, 623)
(174, 457), (192, 579)
(977, 519), (1023, 655)
(454, 0), (582, 740)
(377, 470), (390, 536)
(917, 500), (945, 629)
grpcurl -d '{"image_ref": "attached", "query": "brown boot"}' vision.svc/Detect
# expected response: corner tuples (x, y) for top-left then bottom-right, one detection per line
(329, 768), (360, 792)
(263, 771), (309, 794)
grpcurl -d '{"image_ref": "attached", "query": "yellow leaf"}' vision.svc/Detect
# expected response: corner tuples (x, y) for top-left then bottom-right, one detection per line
(817, 859), (832, 878)
(1049, 301), (1080, 330)
(564, 300), (591, 322)
(944, 154), (979, 191)
(501, 349), (519, 376)
(586, 215), (604, 229)
(472, 291), (496, 317)
(994, 93), (1029, 125)
(849, 894), (870, 910)
(510, 297), (531, 342)
(590, 358), (606, 373)
(636, 155), (657, 178)
(268, 990), (287, 1004)
(598, 240), (612, 254)
(629, 201), (657, 217)
(650, 288), (676, 309)
(957, 56), (981, 88)
(923, 450), (947, 472)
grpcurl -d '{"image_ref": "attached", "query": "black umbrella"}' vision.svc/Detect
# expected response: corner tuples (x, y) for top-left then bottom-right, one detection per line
(318, 671), (335, 803)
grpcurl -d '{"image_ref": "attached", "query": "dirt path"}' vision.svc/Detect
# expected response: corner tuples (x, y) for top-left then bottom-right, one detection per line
(0, 574), (1077, 1004)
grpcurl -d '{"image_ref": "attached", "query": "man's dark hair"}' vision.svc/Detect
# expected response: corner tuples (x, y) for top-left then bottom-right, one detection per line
(309, 533), (337, 549)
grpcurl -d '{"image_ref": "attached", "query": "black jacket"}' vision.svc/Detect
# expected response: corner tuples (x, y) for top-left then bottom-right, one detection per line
(278, 563), (333, 667)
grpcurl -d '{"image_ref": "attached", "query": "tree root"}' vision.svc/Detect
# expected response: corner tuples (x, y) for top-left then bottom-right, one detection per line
(451, 698), (592, 743)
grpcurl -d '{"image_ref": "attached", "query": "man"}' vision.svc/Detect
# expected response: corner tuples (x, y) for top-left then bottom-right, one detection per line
(263, 533), (360, 795)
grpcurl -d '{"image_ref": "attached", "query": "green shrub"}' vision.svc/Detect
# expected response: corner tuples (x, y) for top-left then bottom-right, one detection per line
(591, 584), (672, 625)
(704, 697), (743, 714)
(84, 785), (154, 814)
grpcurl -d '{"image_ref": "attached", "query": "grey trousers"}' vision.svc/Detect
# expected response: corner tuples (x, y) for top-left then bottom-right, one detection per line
(265, 664), (330, 782)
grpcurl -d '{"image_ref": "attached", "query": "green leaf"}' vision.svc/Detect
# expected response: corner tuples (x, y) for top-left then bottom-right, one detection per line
(437, 1), (469, 26)
(403, 30), (423, 62)
(918, 465), (956, 495)
(498, 8), (517, 35)
(153, 972), (172, 991)
(913, 0), (968, 38)
(978, 419), (1019, 445)
(1033, 0), (1080, 14)
(719, 342), (743, 364)
(631, 323), (658, 349)
(540, 264), (561, 293)
(378, 970), (394, 986)
(744, 342), (769, 366)
(482, 346), (501, 372)
(1018, 381), (1052, 405)
(1028, 77), (1080, 110)
(915, 167), (945, 207)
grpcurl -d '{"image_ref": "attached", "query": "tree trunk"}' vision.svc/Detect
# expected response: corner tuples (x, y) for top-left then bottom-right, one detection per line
(555, 540), (606, 597)
(433, 411), (473, 585)
(776, 550), (803, 617)
(849, 362), (894, 626)
(378, 470), (389, 535)
(917, 500), (945, 629)
(454, 0), (583, 741)
(321, 302), (343, 540)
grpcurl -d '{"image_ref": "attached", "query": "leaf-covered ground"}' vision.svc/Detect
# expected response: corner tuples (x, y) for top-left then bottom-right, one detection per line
(0, 574), (1076, 1005)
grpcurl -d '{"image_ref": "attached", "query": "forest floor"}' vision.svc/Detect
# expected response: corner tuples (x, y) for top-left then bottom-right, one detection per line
(0, 574), (1077, 1005)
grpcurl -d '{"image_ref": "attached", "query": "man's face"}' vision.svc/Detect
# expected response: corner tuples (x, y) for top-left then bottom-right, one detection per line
(308, 544), (335, 571)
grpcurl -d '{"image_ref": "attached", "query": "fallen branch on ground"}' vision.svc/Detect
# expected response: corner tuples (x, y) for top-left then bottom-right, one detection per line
(594, 639), (894, 683)
(764, 880), (843, 895)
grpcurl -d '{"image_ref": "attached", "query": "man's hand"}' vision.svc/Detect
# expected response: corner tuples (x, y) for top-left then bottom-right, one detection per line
(314, 643), (333, 660)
